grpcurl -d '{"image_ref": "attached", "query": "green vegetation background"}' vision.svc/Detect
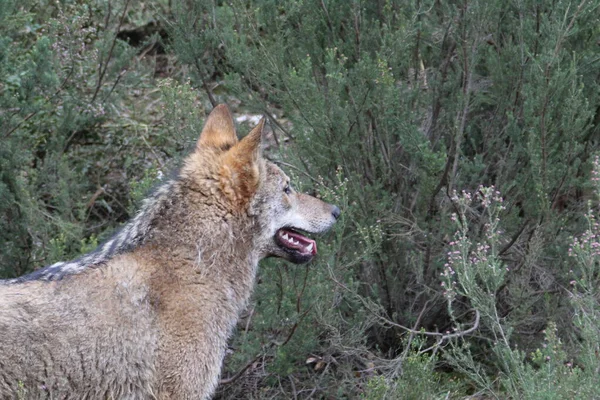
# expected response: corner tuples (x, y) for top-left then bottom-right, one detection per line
(1, 0), (600, 398)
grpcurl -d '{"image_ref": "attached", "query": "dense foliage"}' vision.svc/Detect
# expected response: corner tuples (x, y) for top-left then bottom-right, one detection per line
(1, 0), (600, 398)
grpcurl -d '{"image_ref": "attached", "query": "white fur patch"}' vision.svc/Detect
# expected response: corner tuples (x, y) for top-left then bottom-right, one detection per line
(7, 180), (178, 282)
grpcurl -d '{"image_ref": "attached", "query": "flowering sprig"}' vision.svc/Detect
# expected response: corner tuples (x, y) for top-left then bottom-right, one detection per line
(568, 155), (600, 294)
(591, 155), (600, 194)
(442, 186), (508, 319)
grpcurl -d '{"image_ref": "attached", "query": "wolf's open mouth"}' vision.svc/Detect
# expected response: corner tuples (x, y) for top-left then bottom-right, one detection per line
(275, 228), (317, 256)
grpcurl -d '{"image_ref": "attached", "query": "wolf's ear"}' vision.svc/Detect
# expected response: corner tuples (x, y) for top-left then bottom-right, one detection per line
(220, 118), (266, 207)
(197, 104), (238, 151)
(228, 117), (264, 164)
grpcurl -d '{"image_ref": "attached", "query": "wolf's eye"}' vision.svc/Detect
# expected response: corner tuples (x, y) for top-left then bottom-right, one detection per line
(284, 184), (291, 195)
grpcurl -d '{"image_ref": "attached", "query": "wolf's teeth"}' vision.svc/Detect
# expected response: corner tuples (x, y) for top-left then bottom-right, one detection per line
(293, 240), (299, 245)
(307, 243), (314, 252)
(283, 233), (289, 240)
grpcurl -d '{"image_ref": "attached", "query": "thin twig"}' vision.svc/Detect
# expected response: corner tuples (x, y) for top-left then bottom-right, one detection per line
(328, 266), (480, 341)
(91, 0), (131, 104)
(85, 185), (106, 222)
(498, 219), (529, 256)
(261, 107), (292, 141)
(244, 306), (255, 336)
(402, 300), (431, 358)
(417, 310), (480, 355)
(319, 0), (333, 33)
(102, 68), (127, 103)
(271, 160), (320, 184)
(4, 68), (74, 139)
(219, 353), (263, 385)
(288, 375), (298, 400)
(192, 43), (217, 107)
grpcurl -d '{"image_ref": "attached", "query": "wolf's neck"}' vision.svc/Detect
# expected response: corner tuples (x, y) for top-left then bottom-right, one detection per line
(13, 179), (178, 283)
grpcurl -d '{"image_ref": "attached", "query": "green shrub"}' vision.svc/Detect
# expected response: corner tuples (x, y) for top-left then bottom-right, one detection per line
(2, 0), (600, 398)
(167, 0), (600, 397)
(0, 0), (180, 277)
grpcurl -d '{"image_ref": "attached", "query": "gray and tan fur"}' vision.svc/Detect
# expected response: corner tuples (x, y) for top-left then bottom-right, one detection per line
(0, 104), (340, 399)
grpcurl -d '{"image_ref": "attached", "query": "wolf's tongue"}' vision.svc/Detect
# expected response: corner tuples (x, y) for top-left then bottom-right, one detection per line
(279, 229), (317, 255)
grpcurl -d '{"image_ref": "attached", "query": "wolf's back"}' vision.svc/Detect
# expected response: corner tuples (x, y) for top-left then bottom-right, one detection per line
(0, 262), (158, 399)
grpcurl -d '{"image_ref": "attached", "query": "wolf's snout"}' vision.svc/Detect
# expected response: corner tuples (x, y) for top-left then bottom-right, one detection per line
(331, 205), (341, 220)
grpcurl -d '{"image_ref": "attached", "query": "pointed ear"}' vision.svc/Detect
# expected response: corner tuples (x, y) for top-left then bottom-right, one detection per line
(229, 117), (265, 164)
(197, 104), (238, 151)
(220, 118), (266, 208)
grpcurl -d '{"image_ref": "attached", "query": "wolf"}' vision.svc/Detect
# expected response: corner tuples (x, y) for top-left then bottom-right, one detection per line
(0, 104), (340, 399)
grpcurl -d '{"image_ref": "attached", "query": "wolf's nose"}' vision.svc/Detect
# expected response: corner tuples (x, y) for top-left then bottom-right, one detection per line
(331, 206), (341, 220)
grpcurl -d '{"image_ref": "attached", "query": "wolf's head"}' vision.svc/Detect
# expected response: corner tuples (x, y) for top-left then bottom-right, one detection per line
(182, 104), (339, 264)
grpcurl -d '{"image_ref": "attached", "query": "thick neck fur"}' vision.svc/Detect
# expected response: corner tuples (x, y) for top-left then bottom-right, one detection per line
(145, 173), (259, 293)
